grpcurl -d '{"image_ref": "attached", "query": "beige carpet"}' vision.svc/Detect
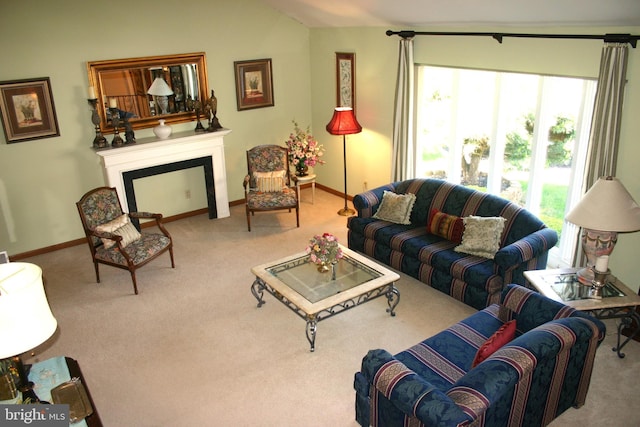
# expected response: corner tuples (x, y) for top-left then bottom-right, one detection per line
(21, 189), (640, 426)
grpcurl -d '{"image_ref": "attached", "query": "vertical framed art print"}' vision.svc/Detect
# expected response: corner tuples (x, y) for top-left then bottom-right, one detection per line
(0, 77), (59, 143)
(336, 52), (355, 111)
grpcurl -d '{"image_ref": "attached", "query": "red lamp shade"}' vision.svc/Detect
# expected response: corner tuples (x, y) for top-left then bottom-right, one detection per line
(326, 107), (362, 135)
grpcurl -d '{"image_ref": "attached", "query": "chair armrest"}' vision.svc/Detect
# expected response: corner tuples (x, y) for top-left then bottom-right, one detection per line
(128, 212), (172, 240)
(360, 349), (471, 426)
(90, 230), (123, 243)
(494, 228), (558, 267)
(129, 212), (162, 220)
(243, 175), (250, 191)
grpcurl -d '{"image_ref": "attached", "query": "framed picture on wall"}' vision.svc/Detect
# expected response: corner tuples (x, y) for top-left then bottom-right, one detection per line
(234, 58), (274, 111)
(0, 77), (60, 143)
(336, 52), (355, 111)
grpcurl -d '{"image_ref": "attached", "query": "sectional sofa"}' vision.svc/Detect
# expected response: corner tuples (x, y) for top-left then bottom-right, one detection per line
(347, 178), (558, 310)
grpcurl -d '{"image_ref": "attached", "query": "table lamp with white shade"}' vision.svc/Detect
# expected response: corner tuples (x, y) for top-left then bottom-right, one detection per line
(0, 262), (57, 400)
(147, 77), (174, 115)
(565, 176), (640, 297)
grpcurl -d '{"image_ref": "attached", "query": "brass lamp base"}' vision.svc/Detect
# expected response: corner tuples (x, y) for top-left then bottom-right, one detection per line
(337, 207), (355, 216)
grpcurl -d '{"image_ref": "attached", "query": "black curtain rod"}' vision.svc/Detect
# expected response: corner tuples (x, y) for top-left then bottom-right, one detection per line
(385, 30), (639, 48)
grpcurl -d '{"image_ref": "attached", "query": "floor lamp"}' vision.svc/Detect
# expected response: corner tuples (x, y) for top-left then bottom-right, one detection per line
(326, 107), (362, 216)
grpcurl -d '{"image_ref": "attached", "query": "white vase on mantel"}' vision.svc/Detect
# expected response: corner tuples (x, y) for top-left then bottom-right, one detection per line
(153, 119), (172, 139)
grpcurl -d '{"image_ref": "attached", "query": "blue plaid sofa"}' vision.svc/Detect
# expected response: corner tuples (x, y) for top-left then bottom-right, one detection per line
(354, 284), (606, 427)
(347, 179), (558, 310)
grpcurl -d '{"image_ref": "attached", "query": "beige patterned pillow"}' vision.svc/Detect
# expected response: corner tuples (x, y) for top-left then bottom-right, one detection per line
(455, 216), (506, 259)
(372, 191), (416, 225)
(95, 214), (141, 249)
(254, 170), (286, 192)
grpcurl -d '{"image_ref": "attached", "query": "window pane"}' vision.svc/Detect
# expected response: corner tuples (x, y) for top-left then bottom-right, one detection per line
(416, 65), (596, 266)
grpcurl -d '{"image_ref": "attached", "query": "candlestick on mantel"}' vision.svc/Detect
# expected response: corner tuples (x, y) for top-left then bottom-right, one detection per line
(88, 86), (96, 99)
(109, 98), (117, 109)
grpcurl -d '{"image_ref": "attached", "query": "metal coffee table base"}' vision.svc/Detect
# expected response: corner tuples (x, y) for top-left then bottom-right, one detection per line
(251, 277), (400, 352)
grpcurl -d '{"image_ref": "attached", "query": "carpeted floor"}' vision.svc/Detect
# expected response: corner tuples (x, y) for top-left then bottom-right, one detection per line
(20, 188), (640, 426)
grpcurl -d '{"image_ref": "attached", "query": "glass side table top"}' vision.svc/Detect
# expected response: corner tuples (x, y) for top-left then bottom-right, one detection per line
(267, 253), (381, 303)
(543, 272), (625, 301)
(524, 267), (640, 311)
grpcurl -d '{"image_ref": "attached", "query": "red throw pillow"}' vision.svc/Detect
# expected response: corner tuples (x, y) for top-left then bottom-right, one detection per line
(471, 320), (517, 368)
(427, 208), (465, 243)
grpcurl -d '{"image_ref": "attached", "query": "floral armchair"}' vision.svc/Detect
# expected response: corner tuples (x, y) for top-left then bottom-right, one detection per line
(76, 187), (175, 295)
(243, 145), (299, 231)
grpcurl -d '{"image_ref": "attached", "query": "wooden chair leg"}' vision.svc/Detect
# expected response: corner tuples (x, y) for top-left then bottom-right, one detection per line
(168, 248), (175, 268)
(130, 271), (139, 295)
(246, 208), (252, 231)
(94, 262), (101, 283)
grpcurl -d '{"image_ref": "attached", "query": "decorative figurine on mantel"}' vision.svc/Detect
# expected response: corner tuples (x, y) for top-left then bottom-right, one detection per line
(108, 103), (124, 147)
(123, 116), (136, 144)
(87, 88), (107, 148)
(192, 98), (206, 132)
(205, 89), (222, 132)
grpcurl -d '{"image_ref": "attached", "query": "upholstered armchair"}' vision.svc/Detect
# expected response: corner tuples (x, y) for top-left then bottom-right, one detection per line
(355, 284), (606, 427)
(243, 144), (299, 231)
(76, 187), (175, 295)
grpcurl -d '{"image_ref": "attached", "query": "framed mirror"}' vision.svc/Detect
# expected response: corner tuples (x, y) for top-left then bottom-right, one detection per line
(87, 52), (208, 133)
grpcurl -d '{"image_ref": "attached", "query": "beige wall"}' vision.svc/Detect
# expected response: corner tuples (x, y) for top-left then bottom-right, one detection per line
(1, 2), (638, 291)
(0, 0), (312, 255)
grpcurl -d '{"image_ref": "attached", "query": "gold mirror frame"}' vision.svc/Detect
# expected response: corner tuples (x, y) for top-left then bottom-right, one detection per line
(87, 52), (208, 133)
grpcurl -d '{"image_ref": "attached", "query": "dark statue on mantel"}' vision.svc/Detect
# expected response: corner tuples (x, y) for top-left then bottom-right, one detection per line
(205, 89), (222, 132)
(123, 116), (136, 144)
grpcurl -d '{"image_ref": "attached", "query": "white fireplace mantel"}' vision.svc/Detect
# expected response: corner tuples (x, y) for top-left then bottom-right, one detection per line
(95, 129), (231, 219)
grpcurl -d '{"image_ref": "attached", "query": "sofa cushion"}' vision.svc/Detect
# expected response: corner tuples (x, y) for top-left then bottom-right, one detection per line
(95, 214), (141, 249)
(427, 208), (464, 243)
(373, 191), (416, 225)
(455, 216), (506, 259)
(471, 320), (516, 367)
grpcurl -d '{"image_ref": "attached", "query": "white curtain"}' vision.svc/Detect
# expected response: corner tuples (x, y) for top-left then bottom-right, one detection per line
(573, 42), (629, 266)
(391, 37), (415, 182)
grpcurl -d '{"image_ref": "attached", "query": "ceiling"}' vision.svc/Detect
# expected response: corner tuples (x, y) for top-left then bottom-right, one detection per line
(260, 0), (640, 28)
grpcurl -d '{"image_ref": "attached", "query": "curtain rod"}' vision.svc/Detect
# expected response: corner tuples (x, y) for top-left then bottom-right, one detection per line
(385, 30), (639, 48)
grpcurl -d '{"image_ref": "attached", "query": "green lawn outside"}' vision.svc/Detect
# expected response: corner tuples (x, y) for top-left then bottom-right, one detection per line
(520, 181), (566, 241)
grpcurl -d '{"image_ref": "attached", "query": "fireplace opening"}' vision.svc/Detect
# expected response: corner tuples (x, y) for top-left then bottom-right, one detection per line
(122, 156), (217, 226)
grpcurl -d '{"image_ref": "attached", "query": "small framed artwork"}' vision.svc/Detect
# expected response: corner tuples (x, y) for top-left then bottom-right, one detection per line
(0, 251), (8, 264)
(234, 58), (274, 111)
(336, 52), (355, 111)
(0, 77), (60, 143)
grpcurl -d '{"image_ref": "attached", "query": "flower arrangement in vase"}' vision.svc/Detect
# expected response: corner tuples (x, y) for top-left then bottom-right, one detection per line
(306, 233), (343, 272)
(285, 121), (325, 176)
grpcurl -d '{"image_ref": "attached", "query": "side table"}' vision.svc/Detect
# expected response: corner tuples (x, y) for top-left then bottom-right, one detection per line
(524, 267), (640, 358)
(25, 357), (102, 426)
(292, 173), (316, 204)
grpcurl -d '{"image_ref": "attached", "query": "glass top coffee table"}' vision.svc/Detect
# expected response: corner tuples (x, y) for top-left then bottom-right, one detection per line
(250, 245), (400, 351)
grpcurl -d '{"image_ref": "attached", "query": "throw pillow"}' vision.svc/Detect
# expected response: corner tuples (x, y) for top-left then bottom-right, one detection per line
(472, 320), (517, 368)
(95, 214), (141, 249)
(372, 191), (416, 225)
(427, 208), (464, 243)
(454, 215), (506, 259)
(254, 170), (286, 192)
